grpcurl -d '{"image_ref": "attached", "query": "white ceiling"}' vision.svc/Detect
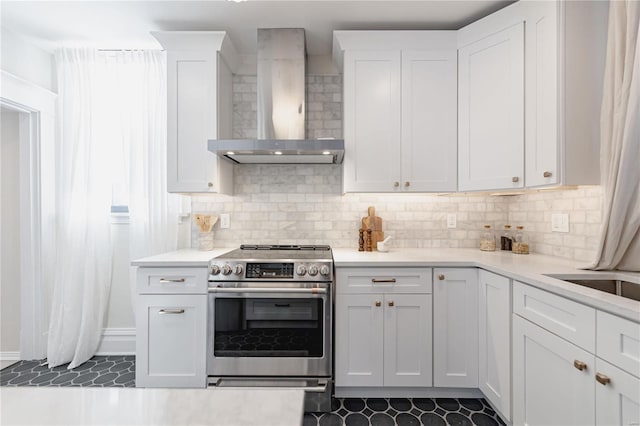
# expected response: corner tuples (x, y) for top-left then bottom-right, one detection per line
(1, 0), (514, 55)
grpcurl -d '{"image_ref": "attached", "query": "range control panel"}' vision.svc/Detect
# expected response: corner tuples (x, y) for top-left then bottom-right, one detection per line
(208, 261), (332, 282)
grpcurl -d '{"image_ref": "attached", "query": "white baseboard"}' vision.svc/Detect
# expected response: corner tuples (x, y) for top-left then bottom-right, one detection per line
(95, 328), (135, 355)
(0, 351), (21, 361)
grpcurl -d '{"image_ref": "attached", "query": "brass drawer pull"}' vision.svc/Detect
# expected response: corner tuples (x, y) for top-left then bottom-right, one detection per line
(595, 373), (610, 386)
(159, 309), (185, 315)
(438, 274), (445, 280)
(393, 182), (399, 188)
(512, 177), (519, 183)
(388, 301), (395, 307)
(375, 301), (381, 307)
(543, 171), (552, 178)
(159, 278), (186, 283)
(573, 360), (587, 371)
(371, 278), (396, 283)
(404, 181), (410, 188)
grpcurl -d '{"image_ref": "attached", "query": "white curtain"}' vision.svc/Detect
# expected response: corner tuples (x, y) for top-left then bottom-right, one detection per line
(48, 49), (114, 368)
(48, 49), (181, 368)
(589, 1), (640, 271)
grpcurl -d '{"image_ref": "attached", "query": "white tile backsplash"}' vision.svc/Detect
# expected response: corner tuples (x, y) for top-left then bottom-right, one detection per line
(192, 74), (604, 263)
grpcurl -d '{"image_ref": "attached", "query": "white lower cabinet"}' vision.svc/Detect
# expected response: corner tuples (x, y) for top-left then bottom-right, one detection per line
(136, 294), (207, 388)
(433, 268), (478, 387)
(595, 358), (640, 426)
(513, 315), (595, 426)
(335, 267), (432, 389)
(478, 270), (511, 421)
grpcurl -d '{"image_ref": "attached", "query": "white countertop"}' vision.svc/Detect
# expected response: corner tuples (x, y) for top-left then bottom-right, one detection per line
(131, 247), (639, 322)
(0, 387), (304, 426)
(131, 248), (234, 267)
(333, 248), (640, 322)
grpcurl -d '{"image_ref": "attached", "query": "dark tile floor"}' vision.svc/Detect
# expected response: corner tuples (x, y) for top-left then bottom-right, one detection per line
(1, 357), (506, 425)
(0, 356), (135, 387)
(305, 397), (505, 426)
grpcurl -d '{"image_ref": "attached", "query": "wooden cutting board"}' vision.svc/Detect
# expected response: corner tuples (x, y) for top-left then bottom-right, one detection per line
(361, 206), (384, 250)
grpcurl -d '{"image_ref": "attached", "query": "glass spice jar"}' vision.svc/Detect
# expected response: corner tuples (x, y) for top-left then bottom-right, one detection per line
(512, 225), (530, 254)
(480, 225), (496, 251)
(500, 225), (513, 251)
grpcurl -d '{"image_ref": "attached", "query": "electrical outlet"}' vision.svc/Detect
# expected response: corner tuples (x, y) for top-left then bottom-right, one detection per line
(220, 213), (230, 229)
(447, 214), (457, 229)
(551, 213), (569, 233)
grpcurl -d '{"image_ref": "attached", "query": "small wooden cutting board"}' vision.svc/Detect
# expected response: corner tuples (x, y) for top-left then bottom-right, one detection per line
(362, 206), (384, 250)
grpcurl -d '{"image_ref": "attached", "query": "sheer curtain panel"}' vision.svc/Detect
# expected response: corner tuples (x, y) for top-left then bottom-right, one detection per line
(48, 49), (180, 368)
(48, 49), (114, 368)
(590, 1), (640, 271)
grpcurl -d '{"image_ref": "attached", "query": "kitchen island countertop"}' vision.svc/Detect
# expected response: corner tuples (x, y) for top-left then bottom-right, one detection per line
(0, 387), (304, 426)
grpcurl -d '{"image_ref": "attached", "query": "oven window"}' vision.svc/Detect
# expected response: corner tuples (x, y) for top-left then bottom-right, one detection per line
(214, 298), (324, 357)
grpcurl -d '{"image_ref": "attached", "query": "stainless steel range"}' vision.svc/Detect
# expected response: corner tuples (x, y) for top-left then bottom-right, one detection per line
(207, 245), (333, 412)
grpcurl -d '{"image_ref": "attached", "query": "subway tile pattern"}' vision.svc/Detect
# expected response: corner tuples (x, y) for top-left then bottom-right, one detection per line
(0, 356), (135, 387)
(192, 73), (603, 263)
(305, 397), (506, 426)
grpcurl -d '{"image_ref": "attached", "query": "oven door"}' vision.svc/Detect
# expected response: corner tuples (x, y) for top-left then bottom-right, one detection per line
(207, 282), (331, 378)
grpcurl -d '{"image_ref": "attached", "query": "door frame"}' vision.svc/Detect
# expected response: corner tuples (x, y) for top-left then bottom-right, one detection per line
(1, 70), (56, 360)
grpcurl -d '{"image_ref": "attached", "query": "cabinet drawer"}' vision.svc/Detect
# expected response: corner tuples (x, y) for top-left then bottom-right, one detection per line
(513, 281), (596, 352)
(336, 268), (432, 294)
(597, 311), (640, 378)
(137, 267), (208, 294)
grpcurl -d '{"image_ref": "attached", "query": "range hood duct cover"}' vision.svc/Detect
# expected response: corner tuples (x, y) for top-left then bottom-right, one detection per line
(209, 28), (344, 165)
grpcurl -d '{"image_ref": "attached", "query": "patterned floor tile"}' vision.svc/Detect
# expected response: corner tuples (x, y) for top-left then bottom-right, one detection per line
(1, 357), (508, 425)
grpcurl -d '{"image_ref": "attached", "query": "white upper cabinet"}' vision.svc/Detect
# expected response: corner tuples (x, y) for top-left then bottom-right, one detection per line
(343, 49), (402, 192)
(152, 31), (236, 194)
(458, 17), (524, 191)
(334, 31), (457, 193)
(523, 0), (608, 188)
(401, 50), (457, 192)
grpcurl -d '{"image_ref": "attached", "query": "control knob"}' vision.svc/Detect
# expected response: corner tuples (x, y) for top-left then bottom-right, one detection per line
(320, 265), (330, 276)
(234, 264), (244, 275)
(296, 265), (307, 276)
(308, 265), (319, 276)
(222, 264), (233, 276)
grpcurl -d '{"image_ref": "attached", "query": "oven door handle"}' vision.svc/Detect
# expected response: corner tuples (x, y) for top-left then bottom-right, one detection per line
(210, 378), (329, 393)
(208, 287), (327, 294)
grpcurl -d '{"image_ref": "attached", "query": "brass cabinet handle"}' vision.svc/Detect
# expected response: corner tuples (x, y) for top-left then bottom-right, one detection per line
(208, 182), (214, 188)
(543, 171), (552, 178)
(159, 309), (185, 314)
(512, 177), (519, 183)
(438, 274), (445, 280)
(388, 301), (395, 307)
(573, 360), (587, 371)
(393, 182), (400, 188)
(375, 301), (382, 307)
(159, 278), (186, 283)
(404, 181), (410, 188)
(371, 278), (397, 283)
(595, 373), (611, 386)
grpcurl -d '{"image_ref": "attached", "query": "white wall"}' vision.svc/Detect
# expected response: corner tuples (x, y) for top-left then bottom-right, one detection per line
(1, 108), (21, 356)
(0, 27), (56, 92)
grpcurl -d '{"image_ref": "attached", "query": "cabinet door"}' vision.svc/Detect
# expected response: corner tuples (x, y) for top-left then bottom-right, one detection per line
(343, 50), (401, 192)
(136, 294), (207, 388)
(335, 294), (384, 387)
(401, 50), (457, 192)
(433, 268), (479, 387)
(478, 270), (511, 421)
(166, 50), (231, 193)
(524, 0), (559, 187)
(458, 22), (525, 191)
(595, 358), (640, 426)
(383, 294), (433, 387)
(513, 315), (595, 426)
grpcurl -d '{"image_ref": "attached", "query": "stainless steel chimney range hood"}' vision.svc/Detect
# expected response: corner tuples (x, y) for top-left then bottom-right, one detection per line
(208, 28), (344, 165)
